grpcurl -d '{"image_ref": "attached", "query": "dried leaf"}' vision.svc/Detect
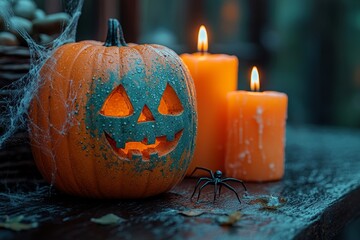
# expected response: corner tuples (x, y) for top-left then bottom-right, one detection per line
(91, 213), (126, 225)
(217, 211), (242, 226)
(178, 210), (205, 217)
(249, 198), (268, 205)
(0, 215), (38, 231)
(250, 196), (286, 210)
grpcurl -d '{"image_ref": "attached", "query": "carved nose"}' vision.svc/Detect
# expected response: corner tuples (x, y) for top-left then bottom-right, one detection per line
(137, 104), (155, 122)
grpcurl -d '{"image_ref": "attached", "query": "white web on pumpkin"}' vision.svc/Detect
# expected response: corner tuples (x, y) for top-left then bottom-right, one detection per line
(0, 0), (84, 149)
(27, 77), (82, 185)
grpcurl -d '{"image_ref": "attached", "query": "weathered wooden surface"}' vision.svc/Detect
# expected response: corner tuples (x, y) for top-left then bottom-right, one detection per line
(0, 126), (360, 240)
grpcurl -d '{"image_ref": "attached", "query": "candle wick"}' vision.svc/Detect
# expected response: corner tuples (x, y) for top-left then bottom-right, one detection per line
(199, 43), (207, 55)
(200, 48), (206, 56)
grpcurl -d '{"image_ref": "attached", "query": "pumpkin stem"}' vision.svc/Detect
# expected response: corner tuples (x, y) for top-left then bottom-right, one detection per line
(104, 18), (127, 47)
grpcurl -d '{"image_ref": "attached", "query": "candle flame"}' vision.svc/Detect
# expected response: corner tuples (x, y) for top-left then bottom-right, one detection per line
(197, 25), (208, 53)
(251, 66), (260, 91)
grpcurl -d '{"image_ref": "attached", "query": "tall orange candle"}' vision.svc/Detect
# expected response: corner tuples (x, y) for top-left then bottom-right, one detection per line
(180, 26), (238, 175)
(225, 67), (287, 181)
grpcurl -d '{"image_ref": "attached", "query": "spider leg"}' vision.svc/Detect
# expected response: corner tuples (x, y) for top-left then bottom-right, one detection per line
(197, 181), (213, 202)
(190, 177), (212, 199)
(190, 167), (214, 179)
(218, 184), (222, 196)
(220, 182), (241, 204)
(222, 178), (248, 192)
(213, 181), (218, 202)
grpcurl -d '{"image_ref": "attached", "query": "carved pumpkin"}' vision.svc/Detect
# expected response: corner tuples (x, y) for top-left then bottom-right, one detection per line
(29, 19), (197, 198)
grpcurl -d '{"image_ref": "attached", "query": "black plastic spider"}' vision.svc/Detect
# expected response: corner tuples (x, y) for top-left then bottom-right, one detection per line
(190, 167), (247, 203)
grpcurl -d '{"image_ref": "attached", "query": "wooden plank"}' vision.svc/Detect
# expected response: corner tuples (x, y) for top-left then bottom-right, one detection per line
(0, 126), (359, 239)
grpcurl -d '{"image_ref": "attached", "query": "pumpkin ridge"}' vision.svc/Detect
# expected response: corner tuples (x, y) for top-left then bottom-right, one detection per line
(143, 44), (164, 58)
(68, 44), (105, 196)
(140, 169), (153, 197)
(30, 71), (51, 185)
(66, 44), (98, 195)
(131, 44), (164, 87)
(148, 44), (198, 154)
(92, 46), (116, 198)
(155, 45), (197, 120)
(129, 45), (147, 71)
(47, 61), (64, 190)
(38, 46), (79, 190)
(61, 43), (97, 196)
(163, 48), (197, 168)
(36, 72), (56, 185)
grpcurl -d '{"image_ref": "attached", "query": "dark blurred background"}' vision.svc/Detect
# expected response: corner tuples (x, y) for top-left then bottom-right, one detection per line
(35, 0), (360, 129)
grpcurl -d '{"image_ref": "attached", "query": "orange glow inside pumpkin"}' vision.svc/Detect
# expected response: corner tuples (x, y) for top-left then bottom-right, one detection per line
(158, 84), (184, 115)
(100, 85), (133, 117)
(101, 83), (184, 160)
(138, 105), (155, 122)
(105, 130), (183, 160)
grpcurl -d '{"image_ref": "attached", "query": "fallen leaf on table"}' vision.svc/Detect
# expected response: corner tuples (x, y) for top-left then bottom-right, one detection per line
(262, 196), (286, 210)
(217, 211), (242, 226)
(249, 198), (268, 205)
(0, 215), (38, 231)
(250, 195), (286, 210)
(178, 209), (205, 217)
(90, 213), (126, 225)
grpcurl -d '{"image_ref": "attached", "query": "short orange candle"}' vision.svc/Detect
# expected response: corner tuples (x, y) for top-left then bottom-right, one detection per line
(225, 67), (288, 181)
(181, 26), (238, 175)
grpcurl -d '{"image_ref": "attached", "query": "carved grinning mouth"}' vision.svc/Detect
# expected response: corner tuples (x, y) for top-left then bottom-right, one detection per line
(105, 130), (183, 161)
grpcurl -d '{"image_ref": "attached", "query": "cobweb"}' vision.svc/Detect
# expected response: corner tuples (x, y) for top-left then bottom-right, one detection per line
(0, 0), (84, 149)
(0, 0), (85, 217)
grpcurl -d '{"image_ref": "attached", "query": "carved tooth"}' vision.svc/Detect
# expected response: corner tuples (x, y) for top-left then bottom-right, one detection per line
(127, 149), (133, 159)
(149, 149), (159, 160)
(147, 135), (156, 144)
(143, 148), (158, 160)
(129, 149), (142, 160)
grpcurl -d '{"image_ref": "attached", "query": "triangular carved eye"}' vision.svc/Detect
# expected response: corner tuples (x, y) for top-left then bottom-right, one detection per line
(138, 104), (155, 122)
(158, 84), (184, 115)
(100, 85), (134, 117)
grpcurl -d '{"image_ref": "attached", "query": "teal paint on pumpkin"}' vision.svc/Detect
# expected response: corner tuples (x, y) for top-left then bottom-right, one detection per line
(28, 18), (197, 199)
(84, 57), (196, 173)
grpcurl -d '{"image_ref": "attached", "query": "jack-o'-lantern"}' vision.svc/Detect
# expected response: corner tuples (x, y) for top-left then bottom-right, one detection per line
(29, 19), (197, 198)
